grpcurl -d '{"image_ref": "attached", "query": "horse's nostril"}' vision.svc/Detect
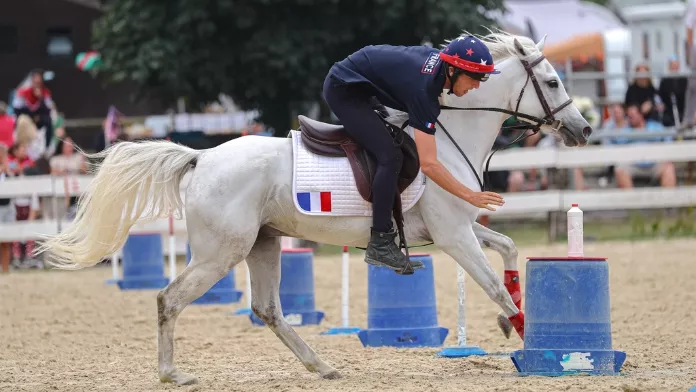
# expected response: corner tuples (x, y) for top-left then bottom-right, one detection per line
(582, 127), (592, 139)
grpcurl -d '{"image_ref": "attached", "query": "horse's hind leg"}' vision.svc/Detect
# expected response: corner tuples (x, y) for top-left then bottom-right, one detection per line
(247, 235), (340, 379)
(157, 233), (253, 385)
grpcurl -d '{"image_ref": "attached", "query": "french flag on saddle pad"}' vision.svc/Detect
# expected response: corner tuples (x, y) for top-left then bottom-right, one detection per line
(297, 191), (332, 212)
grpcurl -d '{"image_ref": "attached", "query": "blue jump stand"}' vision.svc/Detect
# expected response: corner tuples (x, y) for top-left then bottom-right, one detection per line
(511, 257), (626, 376)
(186, 245), (242, 305)
(322, 326), (361, 335)
(117, 233), (169, 290)
(358, 254), (448, 348)
(437, 343), (487, 358)
(250, 248), (325, 326)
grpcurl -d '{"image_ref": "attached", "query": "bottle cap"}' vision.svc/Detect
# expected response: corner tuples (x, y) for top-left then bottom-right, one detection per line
(572, 203), (578, 207)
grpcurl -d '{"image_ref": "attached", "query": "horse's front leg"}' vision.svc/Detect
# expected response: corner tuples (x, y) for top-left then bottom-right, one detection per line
(472, 222), (522, 307)
(434, 225), (525, 339)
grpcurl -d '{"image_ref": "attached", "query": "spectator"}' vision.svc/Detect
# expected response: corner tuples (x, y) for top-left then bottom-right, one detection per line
(14, 162), (46, 268)
(0, 145), (14, 273)
(45, 109), (66, 157)
(611, 105), (676, 189)
(15, 114), (43, 161)
(12, 164), (41, 268)
(516, 130), (551, 191)
(684, 0), (696, 126)
(603, 103), (629, 132)
(50, 136), (87, 175)
(49, 136), (87, 219)
(7, 143), (34, 176)
(659, 55), (687, 127)
(625, 63), (662, 122)
(12, 69), (55, 149)
(7, 142), (36, 267)
(487, 117), (527, 193)
(0, 102), (15, 149)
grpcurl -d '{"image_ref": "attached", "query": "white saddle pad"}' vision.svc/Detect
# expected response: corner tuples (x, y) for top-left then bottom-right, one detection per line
(290, 130), (426, 216)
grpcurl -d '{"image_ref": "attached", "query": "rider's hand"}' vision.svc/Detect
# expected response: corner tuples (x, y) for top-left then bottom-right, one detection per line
(464, 191), (505, 211)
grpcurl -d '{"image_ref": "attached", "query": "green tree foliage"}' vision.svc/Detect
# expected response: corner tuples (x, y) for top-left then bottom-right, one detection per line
(93, 0), (505, 135)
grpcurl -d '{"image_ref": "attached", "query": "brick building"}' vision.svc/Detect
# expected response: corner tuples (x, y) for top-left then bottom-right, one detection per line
(0, 0), (163, 120)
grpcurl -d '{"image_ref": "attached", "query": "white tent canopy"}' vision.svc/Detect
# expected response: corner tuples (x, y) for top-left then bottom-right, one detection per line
(498, 0), (625, 45)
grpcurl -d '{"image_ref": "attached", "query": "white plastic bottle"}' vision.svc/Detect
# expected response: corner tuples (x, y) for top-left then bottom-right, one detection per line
(567, 203), (584, 257)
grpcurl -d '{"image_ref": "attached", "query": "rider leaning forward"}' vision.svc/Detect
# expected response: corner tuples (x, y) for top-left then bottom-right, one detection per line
(322, 36), (506, 273)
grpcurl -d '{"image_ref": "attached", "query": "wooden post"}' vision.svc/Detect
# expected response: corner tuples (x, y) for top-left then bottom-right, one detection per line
(0, 243), (10, 273)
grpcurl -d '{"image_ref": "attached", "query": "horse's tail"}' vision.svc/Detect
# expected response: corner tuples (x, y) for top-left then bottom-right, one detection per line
(40, 140), (200, 270)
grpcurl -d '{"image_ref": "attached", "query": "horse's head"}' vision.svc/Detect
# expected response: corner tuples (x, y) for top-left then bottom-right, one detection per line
(506, 35), (592, 147)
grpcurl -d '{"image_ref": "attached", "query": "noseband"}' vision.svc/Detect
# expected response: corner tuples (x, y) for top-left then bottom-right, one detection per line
(437, 54), (574, 191)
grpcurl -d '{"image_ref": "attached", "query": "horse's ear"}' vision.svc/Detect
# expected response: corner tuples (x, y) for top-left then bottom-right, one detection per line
(536, 34), (547, 52)
(513, 38), (527, 56)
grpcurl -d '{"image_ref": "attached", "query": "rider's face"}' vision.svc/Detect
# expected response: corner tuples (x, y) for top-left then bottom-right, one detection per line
(451, 73), (481, 97)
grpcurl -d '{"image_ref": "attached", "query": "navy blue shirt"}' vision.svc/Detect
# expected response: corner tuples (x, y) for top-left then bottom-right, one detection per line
(328, 45), (446, 135)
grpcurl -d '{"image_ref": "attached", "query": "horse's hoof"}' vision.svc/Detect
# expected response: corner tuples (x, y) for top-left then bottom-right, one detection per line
(497, 312), (513, 339)
(160, 369), (199, 385)
(321, 370), (341, 380)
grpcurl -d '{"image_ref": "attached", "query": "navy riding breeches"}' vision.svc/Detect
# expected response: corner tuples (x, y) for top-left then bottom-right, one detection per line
(322, 75), (403, 233)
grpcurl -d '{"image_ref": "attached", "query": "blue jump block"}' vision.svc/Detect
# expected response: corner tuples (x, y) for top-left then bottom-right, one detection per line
(250, 248), (324, 326)
(186, 244), (242, 305)
(511, 257), (626, 376)
(358, 254), (448, 348)
(117, 233), (169, 290)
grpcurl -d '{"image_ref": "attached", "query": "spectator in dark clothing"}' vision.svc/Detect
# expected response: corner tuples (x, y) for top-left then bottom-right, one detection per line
(625, 63), (662, 122)
(659, 56), (687, 127)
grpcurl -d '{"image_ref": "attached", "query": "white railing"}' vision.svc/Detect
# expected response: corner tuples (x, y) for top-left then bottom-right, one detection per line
(1, 138), (695, 244)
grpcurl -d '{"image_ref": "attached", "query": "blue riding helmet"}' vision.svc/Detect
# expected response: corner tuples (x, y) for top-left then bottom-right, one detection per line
(440, 35), (500, 84)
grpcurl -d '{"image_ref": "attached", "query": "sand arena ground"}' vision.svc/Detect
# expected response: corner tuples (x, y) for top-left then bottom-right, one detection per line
(1, 239), (695, 392)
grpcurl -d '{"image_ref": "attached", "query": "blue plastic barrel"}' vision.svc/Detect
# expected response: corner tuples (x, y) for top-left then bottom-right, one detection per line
(250, 248), (324, 326)
(186, 244), (242, 305)
(511, 257), (626, 376)
(358, 254), (448, 348)
(117, 233), (169, 290)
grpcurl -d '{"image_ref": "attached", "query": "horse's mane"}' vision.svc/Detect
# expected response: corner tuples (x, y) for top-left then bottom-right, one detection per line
(444, 29), (540, 63)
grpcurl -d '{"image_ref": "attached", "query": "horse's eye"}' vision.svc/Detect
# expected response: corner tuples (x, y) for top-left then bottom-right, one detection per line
(547, 80), (559, 88)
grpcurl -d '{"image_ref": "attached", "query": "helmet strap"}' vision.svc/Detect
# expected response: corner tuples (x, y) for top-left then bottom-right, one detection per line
(446, 66), (463, 95)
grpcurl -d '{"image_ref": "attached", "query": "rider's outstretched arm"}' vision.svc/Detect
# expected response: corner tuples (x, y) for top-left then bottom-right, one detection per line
(414, 129), (504, 211)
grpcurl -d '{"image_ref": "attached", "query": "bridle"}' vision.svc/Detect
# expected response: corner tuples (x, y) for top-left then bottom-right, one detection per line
(437, 54), (574, 192)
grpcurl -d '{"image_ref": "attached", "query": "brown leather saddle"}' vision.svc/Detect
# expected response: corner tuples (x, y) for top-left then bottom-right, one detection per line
(295, 114), (422, 274)
(295, 114), (421, 203)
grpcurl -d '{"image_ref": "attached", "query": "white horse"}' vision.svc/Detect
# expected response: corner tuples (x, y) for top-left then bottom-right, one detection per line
(41, 32), (591, 385)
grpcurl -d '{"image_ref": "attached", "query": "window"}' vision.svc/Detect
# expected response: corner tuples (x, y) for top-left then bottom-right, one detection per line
(47, 27), (73, 57)
(0, 26), (18, 53)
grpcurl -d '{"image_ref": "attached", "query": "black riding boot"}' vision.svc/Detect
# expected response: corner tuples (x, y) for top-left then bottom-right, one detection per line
(365, 226), (424, 273)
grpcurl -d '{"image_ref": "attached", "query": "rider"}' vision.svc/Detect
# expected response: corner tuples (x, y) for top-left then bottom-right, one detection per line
(322, 36), (505, 273)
